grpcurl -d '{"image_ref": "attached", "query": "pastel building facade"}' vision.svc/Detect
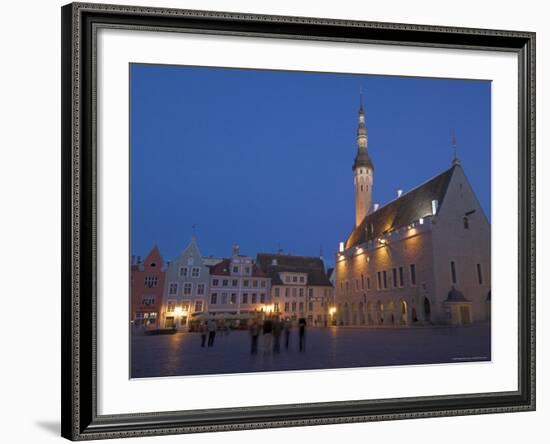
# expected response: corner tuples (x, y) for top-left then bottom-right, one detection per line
(256, 253), (334, 325)
(160, 238), (214, 329)
(208, 245), (271, 315)
(130, 246), (166, 329)
(335, 99), (491, 326)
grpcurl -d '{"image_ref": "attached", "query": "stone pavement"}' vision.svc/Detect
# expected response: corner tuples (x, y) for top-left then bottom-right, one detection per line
(131, 323), (491, 378)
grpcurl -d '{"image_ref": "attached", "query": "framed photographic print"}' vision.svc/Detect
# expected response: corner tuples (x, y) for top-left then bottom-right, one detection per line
(61, 2), (536, 440)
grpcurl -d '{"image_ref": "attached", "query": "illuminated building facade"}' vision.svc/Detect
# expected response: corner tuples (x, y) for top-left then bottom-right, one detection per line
(207, 245), (271, 315)
(130, 245), (166, 329)
(256, 253), (334, 325)
(335, 99), (491, 326)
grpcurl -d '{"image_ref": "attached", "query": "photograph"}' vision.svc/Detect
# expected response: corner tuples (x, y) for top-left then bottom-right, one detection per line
(129, 63), (492, 378)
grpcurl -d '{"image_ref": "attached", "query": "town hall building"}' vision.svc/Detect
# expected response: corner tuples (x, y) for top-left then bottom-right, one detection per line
(335, 97), (491, 326)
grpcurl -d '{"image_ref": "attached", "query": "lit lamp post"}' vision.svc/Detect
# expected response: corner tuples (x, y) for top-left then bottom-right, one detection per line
(329, 306), (337, 326)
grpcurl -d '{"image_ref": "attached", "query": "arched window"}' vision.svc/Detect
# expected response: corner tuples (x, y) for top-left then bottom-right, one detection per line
(360, 185), (364, 192)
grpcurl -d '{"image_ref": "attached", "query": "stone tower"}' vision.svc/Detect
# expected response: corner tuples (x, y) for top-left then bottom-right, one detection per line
(352, 92), (374, 227)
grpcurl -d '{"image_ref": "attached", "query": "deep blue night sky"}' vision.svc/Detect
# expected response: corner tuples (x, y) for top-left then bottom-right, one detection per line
(131, 64), (491, 268)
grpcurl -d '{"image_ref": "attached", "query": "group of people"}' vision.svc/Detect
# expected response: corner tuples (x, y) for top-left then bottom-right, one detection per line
(196, 316), (307, 354)
(249, 316), (307, 355)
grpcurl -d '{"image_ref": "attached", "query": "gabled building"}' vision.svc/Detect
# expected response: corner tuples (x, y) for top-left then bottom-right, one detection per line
(208, 245), (271, 315)
(335, 97), (491, 326)
(160, 237), (212, 329)
(130, 245), (166, 329)
(256, 253), (334, 325)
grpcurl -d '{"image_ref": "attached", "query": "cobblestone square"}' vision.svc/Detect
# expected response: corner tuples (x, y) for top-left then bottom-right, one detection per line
(131, 323), (491, 378)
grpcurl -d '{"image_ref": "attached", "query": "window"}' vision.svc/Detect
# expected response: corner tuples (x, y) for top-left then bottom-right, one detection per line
(383, 271), (388, 289)
(284, 302), (290, 312)
(194, 300), (203, 312)
(377, 272), (382, 290)
(274, 287), (280, 297)
(191, 267), (200, 278)
(167, 300), (175, 312)
(361, 274), (364, 289)
(179, 267), (188, 277)
(410, 264), (417, 286)
(232, 279), (238, 287)
(308, 288), (313, 298)
(274, 303), (279, 312)
(232, 266), (239, 273)
(308, 302), (313, 311)
(210, 293), (217, 304)
(299, 288), (304, 297)
(212, 279), (219, 286)
(367, 277), (371, 290)
(299, 276), (305, 283)
(182, 301), (190, 312)
(292, 287), (297, 297)
(251, 293), (257, 304)
(392, 268), (398, 288)
(477, 263), (483, 285)
(244, 266), (250, 274)
(242, 293), (248, 304)
(292, 276), (298, 283)
(144, 276), (158, 287)
(285, 287), (290, 297)
(141, 296), (155, 306)
(291, 302), (297, 312)
(451, 261), (457, 284)
(285, 275), (291, 283)
(261, 280), (266, 288)
(168, 283), (178, 295)
(464, 216), (470, 229)
(222, 279), (229, 287)
(243, 280), (249, 287)
(230, 293), (237, 304)
(183, 283), (192, 295)
(399, 267), (404, 287)
(197, 284), (205, 295)
(221, 293), (228, 304)
(252, 280), (258, 287)
(260, 293), (265, 303)
(299, 302), (304, 311)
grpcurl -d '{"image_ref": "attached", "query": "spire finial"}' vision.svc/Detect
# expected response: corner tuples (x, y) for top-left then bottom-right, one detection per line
(451, 130), (460, 165)
(359, 86), (364, 113)
(191, 224), (198, 240)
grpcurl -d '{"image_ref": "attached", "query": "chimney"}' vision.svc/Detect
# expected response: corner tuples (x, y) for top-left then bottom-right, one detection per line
(373, 203), (380, 211)
(232, 244), (240, 256)
(397, 189), (403, 197)
(431, 200), (439, 215)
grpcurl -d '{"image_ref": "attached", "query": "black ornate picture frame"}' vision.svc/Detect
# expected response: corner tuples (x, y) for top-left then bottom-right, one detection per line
(61, 2), (535, 440)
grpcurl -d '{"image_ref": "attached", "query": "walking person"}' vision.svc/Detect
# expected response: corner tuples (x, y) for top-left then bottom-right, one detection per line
(283, 318), (291, 349)
(262, 316), (273, 355)
(249, 319), (260, 355)
(272, 316), (282, 353)
(200, 321), (208, 348)
(207, 318), (217, 347)
(298, 316), (307, 352)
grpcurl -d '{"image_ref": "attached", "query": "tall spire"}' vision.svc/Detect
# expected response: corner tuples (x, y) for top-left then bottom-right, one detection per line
(353, 89), (373, 171)
(451, 130), (460, 165)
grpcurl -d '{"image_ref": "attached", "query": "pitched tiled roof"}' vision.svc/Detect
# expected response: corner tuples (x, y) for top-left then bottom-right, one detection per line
(208, 259), (267, 278)
(256, 254), (332, 287)
(345, 165), (456, 249)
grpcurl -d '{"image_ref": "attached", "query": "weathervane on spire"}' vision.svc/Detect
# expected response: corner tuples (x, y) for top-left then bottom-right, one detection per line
(451, 130), (460, 166)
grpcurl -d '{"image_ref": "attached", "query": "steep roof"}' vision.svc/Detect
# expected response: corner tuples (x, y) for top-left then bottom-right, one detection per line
(208, 259), (267, 278)
(256, 253), (332, 287)
(345, 165), (456, 249)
